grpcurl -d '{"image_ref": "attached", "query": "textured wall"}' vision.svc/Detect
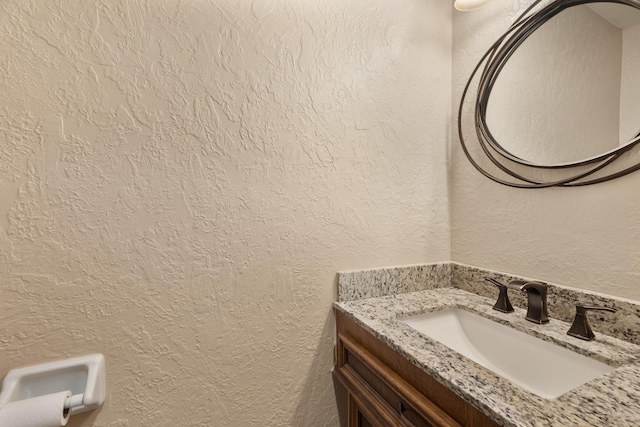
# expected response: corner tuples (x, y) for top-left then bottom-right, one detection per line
(452, 1), (640, 302)
(486, 5), (621, 164)
(0, 1), (452, 426)
(621, 23), (640, 144)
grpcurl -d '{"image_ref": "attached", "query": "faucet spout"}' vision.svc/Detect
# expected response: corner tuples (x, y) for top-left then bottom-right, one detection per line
(505, 279), (531, 291)
(508, 280), (549, 324)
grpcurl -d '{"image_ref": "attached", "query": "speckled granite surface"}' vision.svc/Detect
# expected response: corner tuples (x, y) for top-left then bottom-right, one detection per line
(451, 263), (640, 346)
(338, 262), (640, 345)
(337, 263), (450, 302)
(335, 288), (640, 427)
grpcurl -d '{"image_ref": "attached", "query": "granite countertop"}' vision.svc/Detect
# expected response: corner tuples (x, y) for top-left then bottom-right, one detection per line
(334, 287), (640, 427)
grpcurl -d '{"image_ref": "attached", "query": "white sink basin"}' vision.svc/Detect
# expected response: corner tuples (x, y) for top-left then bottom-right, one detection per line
(401, 308), (614, 399)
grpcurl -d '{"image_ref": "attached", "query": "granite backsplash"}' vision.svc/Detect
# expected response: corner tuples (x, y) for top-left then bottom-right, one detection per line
(338, 262), (640, 346)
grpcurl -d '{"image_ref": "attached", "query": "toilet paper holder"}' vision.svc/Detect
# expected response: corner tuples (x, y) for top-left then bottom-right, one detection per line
(0, 354), (106, 416)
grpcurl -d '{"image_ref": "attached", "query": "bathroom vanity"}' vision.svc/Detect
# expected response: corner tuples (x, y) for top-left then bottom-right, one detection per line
(333, 283), (640, 426)
(333, 307), (498, 426)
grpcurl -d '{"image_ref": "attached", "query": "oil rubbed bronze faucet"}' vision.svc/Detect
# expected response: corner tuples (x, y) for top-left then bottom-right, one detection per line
(507, 280), (550, 324)
(567, 305), (616, 341)
(486, 278), (514, 313)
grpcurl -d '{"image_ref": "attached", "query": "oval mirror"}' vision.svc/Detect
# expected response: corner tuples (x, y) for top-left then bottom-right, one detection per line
(485, 2), (640, 166)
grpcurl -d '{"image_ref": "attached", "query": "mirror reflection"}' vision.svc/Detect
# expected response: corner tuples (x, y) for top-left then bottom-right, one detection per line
(486, 3), (640, 165)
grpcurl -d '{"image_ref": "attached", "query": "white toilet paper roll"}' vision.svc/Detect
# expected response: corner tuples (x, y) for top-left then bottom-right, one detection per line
(0, 390), (72, 427)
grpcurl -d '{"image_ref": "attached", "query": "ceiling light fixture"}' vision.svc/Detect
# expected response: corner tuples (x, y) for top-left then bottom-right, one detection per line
(454, 0), (493, 11)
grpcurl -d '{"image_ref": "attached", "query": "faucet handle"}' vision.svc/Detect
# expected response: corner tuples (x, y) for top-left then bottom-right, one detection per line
(567, 304), (616, 341)
(485, 278), (514, 313)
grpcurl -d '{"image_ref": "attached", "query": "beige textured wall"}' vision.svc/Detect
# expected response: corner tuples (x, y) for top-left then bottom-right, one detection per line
(486, 6), (621, 164)
(0, 1), (451, 426)
(621, 23), (640, 144)
(452, 1), (640, 301)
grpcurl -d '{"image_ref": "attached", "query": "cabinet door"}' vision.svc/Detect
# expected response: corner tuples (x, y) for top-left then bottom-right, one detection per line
(334, 366), (406, 427)
(348, 394), (375, 427)
(335, 332), (462, 427)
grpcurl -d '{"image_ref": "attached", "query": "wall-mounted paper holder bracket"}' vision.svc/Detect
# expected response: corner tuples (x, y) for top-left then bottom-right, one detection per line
(0, 354), (106, 416)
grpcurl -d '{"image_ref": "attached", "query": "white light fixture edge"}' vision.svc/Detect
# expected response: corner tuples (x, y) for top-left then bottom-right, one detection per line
(454, 0), (493, 11)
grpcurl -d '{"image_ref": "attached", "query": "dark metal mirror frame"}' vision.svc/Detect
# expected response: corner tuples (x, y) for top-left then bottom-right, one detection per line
(458, 0), (640, 188)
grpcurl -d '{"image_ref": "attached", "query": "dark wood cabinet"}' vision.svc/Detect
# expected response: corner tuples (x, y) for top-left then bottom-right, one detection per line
(333, 310), (500, 427)
(349, 394), (376, 427)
